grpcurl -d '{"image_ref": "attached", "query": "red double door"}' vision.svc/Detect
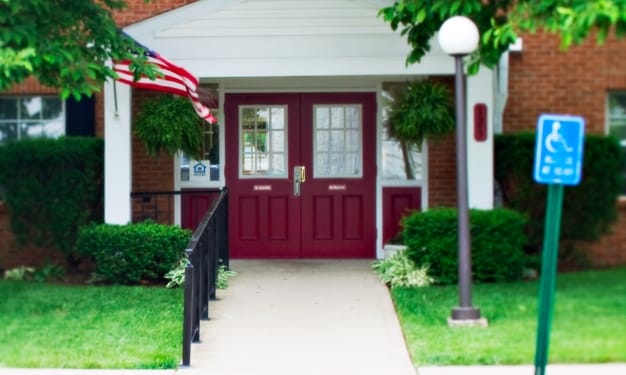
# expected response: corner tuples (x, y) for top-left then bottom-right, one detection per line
(225, 93), (376, 258)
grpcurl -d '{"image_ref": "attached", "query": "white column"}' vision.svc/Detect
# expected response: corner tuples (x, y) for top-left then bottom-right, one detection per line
(104, 79), (132, 224)
(466, 67), (495, 209)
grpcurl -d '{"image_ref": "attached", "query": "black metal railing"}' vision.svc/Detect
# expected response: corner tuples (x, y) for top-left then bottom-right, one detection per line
(182, 188), (229, 367)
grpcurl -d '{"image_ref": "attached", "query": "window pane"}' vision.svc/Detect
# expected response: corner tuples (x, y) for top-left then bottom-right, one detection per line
(608, 92), (626, 195)
(240, 105), (287, 177)
(313, 105), (362, 178)
(21, 97), (43, 120)
(42, 97), (63, 119)
(316, 107), (329, 129)
(0, 96), (65, 143)
(0, 123), (17, 145)
(0, 99), (17, 119)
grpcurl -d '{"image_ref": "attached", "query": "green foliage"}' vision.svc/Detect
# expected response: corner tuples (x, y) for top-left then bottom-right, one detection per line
(77, 221), (191, 285)
(0, 0), (159, 99)
(402, 208), (528, 285)
(3, 263), (64, 283)
(379, 1), (626, 74)
(164, 257), (187, 288)
(134, 95), (204, 160)
(372, 250), (434, 288)
(3, 266), (35, 281)
(0, 137), (104, 267)
(165, 257), (237, 290)
(216, 265), (237, 289)
(32, 263), (65, 283)
(495, 133), (623, 254)
(385, 79), (455, 150)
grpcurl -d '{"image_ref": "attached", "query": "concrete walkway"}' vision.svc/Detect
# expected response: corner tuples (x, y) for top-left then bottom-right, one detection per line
(185, 259), (416, 375)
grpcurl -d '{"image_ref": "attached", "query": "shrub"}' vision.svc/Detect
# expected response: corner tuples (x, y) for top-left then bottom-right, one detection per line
(164, 257), (236, 289)
(0, 137), (103, 267)
(77, 221), (190, 285)
(372, 250), (434, 288)
(402, 208), (527, 285)
(495, 133), (622, 257)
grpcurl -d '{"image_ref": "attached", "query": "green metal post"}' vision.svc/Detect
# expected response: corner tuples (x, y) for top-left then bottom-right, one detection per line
(534, 183), (565, 375)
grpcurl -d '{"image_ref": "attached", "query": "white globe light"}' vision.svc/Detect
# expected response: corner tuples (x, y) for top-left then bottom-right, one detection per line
(438, 16), (479, 56)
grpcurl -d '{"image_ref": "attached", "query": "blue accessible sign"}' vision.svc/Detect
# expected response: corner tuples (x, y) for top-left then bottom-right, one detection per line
(533, 114), (585, 185)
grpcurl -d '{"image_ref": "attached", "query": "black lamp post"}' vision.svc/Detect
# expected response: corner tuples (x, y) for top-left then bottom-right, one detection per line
(438, 16), (482, 322)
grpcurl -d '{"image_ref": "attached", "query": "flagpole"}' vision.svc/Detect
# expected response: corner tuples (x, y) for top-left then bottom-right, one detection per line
(113, 79), (119, 119)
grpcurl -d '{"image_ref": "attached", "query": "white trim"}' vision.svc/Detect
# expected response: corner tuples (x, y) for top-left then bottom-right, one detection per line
(467, 67), (495, 209)
(376, 81), (384, 259)
(104, 79), (132, 224)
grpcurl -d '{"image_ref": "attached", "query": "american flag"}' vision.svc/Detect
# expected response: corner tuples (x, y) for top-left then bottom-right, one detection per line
(113, 39), (217, 124)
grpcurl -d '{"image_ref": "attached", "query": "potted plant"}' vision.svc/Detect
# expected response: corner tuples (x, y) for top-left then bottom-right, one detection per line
(134, 94), (204, 160)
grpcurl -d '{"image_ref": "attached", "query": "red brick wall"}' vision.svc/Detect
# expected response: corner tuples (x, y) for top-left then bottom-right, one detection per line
(427, 135), (457, 207)
(113, 0), (198, 26)
(131, 90), (175, 194)
(505, 32), (626, 134)
(505, 32), (626, 266)
(427, 77), (458, 207)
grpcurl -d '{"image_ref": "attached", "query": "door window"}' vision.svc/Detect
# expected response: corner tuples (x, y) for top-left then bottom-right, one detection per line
(313, 104), (362, 178)
(239, 106), (287, 177)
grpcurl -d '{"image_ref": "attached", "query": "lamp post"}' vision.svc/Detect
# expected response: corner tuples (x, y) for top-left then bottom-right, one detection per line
(438, 16), (482, 322)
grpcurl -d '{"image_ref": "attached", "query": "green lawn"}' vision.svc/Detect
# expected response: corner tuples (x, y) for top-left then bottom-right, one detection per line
(393, 266), (626, 365)
(0, 281), (182, 369)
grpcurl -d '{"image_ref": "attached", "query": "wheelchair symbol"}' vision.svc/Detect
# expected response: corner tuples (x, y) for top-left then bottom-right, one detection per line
(545, 122), (573, 153)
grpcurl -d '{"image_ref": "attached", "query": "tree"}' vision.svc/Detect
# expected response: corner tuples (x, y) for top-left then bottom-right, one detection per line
(380, 0), (626, 73)
(0, 0), (156, 99)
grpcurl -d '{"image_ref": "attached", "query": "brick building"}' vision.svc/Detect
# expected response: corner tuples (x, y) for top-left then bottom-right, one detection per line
(1, 0), (625, 267)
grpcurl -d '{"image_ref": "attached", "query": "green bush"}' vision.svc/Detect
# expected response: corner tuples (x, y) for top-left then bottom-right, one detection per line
(495, 133), (622, 256)
(402, 208), (527, 285)
(77, 221), (191, 285)
(0, 137), (103, 267)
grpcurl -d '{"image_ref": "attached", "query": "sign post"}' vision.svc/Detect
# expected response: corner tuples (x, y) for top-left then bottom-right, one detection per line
(533, 114), (585, 375)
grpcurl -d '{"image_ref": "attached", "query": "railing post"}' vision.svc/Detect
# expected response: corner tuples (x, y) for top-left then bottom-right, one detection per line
(181, 251), (193, 367)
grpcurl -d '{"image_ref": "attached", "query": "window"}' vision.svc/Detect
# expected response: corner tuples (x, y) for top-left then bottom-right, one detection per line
(608, 92), (626, 195)
(239, 106), (287, 178)
(313, 104), (363, 178)
(381, 82), (423, 181)
(0, 96), (65, 145)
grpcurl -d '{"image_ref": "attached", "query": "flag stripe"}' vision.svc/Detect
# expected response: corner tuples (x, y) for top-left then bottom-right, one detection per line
(113, 42), (216, 124)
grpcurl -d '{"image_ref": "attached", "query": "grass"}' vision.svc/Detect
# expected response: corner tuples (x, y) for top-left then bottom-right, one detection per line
(392, 266), (626, 365)
(0, 281), (182, 369)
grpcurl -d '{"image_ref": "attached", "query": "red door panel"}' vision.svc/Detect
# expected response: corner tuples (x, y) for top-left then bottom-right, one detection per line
(226, 92), (376, 258)
(300, 93), (376, 258)
(226, 94), (301, 258)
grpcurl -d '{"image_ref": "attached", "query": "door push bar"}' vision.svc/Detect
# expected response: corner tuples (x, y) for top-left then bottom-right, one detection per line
(294, 165), (306, 196)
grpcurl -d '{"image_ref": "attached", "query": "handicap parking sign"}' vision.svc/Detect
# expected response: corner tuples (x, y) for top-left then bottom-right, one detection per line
(533, 114), (585, 185)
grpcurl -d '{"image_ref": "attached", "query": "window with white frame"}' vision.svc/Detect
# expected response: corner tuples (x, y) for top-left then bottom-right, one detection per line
(607, 92), (626, 195)
(0, 96), (65, 145)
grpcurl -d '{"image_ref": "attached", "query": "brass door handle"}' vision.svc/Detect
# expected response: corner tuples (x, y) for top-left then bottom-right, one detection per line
(294, 166), (305, 196)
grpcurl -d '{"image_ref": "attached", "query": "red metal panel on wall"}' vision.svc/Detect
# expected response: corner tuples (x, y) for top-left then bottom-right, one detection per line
(181, 190), (220, 230)
(382, 187), (422, 243)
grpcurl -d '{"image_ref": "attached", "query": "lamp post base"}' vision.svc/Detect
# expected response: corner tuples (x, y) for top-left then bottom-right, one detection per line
(451, 306), (481, 320)
(448, 316), (488, 327)
(449, 307), (488, 327)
